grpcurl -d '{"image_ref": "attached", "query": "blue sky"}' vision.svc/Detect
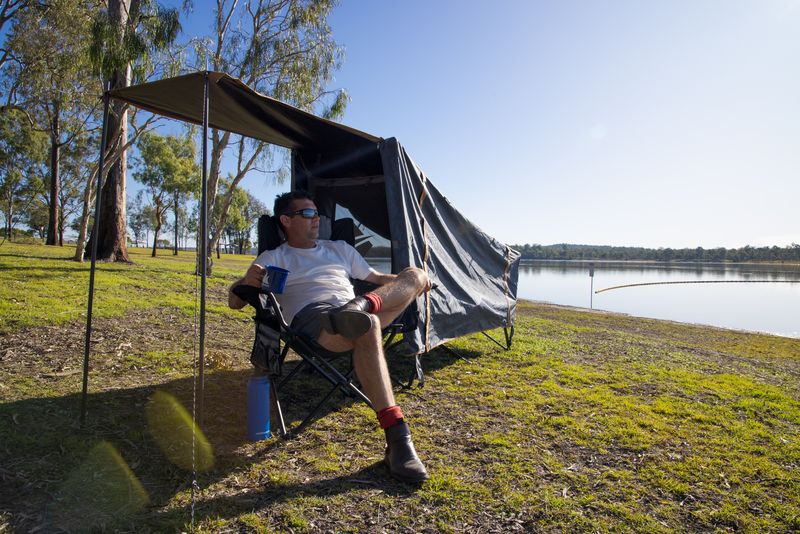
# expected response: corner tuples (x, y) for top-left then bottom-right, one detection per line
(174, 0), (800, 249)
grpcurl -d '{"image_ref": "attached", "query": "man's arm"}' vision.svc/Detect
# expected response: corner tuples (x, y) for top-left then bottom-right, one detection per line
(228, 264), (267, 309)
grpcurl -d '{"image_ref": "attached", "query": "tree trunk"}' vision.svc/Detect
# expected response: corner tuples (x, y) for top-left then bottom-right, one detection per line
(90, 69), (130, 262)
(151, 223), (160, 257)
(57, 204), (65, 246)
(4, 203), (12, 239)
(73, 168), (94, 261)
(151, 201), (164, 257)
(46, 103), (60, 246)
(88, 0), (130, 262)
(173, 190), (178, 255)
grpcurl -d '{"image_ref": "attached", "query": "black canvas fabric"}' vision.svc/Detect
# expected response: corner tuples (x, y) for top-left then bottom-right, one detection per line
(379, 139), (520, 353)
(108, 72), (380, 153)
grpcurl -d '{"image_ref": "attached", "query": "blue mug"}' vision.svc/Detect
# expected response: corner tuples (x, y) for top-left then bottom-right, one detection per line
(263, 265), (290, 294)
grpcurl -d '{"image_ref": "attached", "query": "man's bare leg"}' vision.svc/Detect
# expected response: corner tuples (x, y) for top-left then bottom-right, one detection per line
(317, 266), (430, 482)
(318, 317), (395, 412)
(371, 267), (429, 329)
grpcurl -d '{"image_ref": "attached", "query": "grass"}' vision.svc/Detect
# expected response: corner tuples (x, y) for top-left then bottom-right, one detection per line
(1, 242), (799, 532)
(0, 242), (250, 333)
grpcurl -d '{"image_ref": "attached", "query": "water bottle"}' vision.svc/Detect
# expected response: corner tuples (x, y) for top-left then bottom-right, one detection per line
(247, 375), (271, 441)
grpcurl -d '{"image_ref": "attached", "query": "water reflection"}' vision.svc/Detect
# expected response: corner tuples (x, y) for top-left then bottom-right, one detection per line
(518, 260), (800, 280)
(518, 260), (800, 338)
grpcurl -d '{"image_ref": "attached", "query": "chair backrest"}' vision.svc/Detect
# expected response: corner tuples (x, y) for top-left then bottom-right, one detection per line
(257, 214), (356, 254)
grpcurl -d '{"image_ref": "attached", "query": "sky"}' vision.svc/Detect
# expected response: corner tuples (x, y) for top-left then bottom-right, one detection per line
(173, 0), (800, 249)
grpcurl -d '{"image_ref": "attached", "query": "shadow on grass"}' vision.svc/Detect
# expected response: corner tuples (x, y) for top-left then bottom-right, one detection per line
(0, 252), (79, 263)
(0, 342), (482, 531)
(0, 266), (93, 278)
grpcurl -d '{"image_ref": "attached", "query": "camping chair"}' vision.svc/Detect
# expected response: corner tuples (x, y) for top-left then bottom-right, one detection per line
(232, 282), (372, 437)
(259, 213), (419, 384)
(235, 215), (412, 437)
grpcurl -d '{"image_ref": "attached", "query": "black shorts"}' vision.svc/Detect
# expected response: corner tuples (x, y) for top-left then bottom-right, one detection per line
(290, 302), (338, 340)
(290, 302), (351, 358)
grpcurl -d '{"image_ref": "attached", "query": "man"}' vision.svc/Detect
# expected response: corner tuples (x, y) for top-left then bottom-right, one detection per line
(229, 190), (431, 482)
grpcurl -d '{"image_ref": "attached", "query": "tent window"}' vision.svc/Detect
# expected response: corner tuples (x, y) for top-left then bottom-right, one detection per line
(335, 204), (391, 261)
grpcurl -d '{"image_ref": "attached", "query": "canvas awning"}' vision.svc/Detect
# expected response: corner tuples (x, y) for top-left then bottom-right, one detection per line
(108, 71), (381, 153)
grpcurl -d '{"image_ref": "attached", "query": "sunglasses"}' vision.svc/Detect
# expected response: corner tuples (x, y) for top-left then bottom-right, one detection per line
(284, 208), (319, 219)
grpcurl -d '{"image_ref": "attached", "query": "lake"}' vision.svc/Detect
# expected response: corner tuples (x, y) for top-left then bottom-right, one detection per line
(368, 259), (800, 338)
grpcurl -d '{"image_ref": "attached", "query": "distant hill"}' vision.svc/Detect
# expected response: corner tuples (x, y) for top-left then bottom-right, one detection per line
(510, 243), (800, 262)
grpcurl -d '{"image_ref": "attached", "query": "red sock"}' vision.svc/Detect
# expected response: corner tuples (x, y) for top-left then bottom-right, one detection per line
(377, 405), (404, 429)
(364, 292), (382, 313)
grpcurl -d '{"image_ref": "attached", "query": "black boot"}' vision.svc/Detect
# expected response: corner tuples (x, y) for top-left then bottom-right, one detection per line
(384, 421), (429, 483)
(320, 297), (373, 339)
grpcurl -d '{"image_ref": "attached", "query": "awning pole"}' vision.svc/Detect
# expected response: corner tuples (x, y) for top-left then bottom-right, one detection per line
(198, 71), (210, 422)
(80, 88), (111, 427)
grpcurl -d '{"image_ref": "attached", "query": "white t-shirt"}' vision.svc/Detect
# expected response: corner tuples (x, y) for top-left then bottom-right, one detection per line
(252, 240), (378, 324)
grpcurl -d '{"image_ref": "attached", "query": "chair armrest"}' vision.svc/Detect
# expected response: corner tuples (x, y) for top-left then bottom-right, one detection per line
(232, 284), (290, 330)
(232, 284), (263, 309)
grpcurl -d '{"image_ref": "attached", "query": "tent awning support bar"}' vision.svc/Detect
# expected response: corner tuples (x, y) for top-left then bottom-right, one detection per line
(80, 89), (111, 427)
(197, 71), (209, 424)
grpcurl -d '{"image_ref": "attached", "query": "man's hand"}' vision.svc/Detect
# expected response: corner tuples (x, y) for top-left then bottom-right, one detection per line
(244, 264), (267, 287)
(423, 277), (434, 293)
(229, 264), (267, 309)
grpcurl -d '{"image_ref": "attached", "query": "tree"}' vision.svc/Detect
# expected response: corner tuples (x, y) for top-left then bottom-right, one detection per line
(2, 0), (99, 246)
(0, 108), (47, 239)
(55, 132), (94, 244)
(171, 201), (190, 252)
(132, 131), (198, 257)
(24, 195), (48, 238)
(232, 190), (267, 254)
(217, 178), (247, 255)
(127, 191), (155, 248)
(192, 0), (346, 272)
(167, 127), (200, 255)
(0, 0), (34, 75)
(87, 0), (180, 262)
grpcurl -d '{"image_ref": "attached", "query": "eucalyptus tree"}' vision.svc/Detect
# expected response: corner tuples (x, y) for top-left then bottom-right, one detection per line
(24, 197), (48, 238)
(168, 126), (200, 255)
(171, 201), (190, 252)
(232, 190), (267, 254)
(218, 180), (247, 254)
(127, 191), (152, 247)
(0, 108), (47, 239)
(1, 0), (98, 246)
(191, 0), (347, 271)
(87, 0), (180, 262)
(0, 0), (35, 74)
(132, 130), (198, 257)
(54, 132), (94, 244)
(27, 132), (96, 244)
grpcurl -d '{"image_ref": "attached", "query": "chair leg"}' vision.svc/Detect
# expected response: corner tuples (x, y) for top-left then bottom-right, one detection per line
(269, 376), (287, 437)
(290, 380), (346, 435)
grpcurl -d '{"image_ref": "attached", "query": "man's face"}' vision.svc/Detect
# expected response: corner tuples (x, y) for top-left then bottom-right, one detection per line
(280, 198), (320, 243)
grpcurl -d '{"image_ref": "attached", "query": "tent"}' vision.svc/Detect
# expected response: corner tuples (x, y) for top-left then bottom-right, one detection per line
(82, 72), (520, 418)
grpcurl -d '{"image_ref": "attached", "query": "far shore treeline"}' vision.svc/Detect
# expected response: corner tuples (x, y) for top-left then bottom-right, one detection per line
(511, 243), (800, 262)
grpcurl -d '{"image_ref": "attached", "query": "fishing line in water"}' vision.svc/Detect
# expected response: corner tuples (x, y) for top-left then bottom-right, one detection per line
(595, 279), (799, 294)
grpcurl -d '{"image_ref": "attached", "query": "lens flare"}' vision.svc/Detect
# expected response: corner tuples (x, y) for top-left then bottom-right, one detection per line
(145, 390), (214, 472)
(50, 441), (148, 530)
